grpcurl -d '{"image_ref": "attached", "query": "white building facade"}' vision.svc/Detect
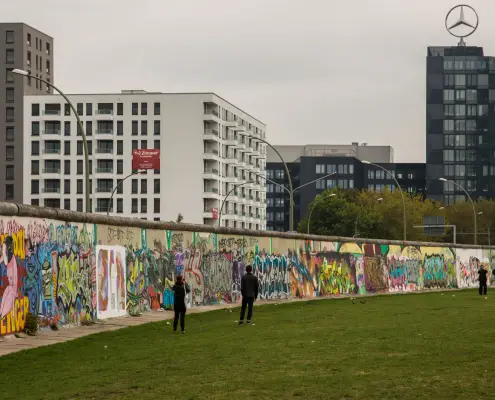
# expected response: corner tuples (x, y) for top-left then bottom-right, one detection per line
(23, 92), (267, 230)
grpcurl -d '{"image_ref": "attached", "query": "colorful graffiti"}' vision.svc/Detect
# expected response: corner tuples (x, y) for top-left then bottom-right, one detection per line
(0, 214), (494, 336)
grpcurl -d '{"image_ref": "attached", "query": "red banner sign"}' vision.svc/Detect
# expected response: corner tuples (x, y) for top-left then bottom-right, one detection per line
(212, 208), (218, 220)
(132, 149), (160, 170)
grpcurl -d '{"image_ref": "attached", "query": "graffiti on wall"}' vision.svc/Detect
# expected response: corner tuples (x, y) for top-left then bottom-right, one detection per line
(1, 214), (495, 336)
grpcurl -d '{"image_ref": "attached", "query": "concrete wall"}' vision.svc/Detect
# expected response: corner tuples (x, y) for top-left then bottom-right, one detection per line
(0, 202), (493, 336)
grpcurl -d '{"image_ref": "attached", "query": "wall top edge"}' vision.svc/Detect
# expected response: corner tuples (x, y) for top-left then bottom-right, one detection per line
(0, 202), (490, 250)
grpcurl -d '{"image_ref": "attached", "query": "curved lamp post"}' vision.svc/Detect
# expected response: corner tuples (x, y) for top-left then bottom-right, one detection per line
(218, 181), (254, 227)
(354, 197), (383, 238)
(307, 193), (336, 234)
(247, 134), (295, 231)
(439, 177), (477, 245)
(107, 170), (146, 215)
(363, 160), (407, 241)
(13, 69), (91, 213)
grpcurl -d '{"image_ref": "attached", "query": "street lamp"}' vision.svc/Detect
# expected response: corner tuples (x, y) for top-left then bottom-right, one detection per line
(363, 160), (407, 241)
(218, 181), (254, 227)
(354, 197), (383, 238)
(107, 170), (146, 215)
(439, 177), (477, 245)
(13, 69), (91, 213)
(439, 206), (445, 211)
(307, 193), (336, 234)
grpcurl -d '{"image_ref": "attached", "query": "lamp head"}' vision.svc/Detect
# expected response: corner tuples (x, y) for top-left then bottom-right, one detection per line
(439, 178), (447, 182)
(362, 160), (371, 165)
(12, 69), (28, 76)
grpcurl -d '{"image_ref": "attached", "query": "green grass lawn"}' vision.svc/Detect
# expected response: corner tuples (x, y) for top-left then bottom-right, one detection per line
(3, 290), (495, 400)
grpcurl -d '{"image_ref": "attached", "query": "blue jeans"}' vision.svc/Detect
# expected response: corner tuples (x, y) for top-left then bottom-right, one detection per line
(240, 297), (254, 321)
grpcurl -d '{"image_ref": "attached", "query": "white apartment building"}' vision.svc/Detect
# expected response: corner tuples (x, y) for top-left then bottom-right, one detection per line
(23, 92), (267, 230)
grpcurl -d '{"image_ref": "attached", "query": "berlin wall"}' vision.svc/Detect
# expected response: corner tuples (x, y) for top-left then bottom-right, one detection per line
(0, 202), (492, 336)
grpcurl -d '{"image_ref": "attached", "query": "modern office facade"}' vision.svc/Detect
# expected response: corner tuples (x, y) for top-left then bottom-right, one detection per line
(1, 23), (54, 203)
(426, 45), (495, 205)
(23, 92), (267, 229)
(266, 144), (425, 232)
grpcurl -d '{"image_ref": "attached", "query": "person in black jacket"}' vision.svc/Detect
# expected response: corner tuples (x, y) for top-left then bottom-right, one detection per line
(172, 275), (190, 333)
(479, 266), (488, 296)
(239, 265), (259, 325)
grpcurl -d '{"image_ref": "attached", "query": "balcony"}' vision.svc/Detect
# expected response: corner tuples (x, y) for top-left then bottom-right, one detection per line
(42, 148), (61, 155)
(42, 168), (61, 174)
(203, 168), (220, 180)
(95, 129), (113, 135)
(203, 149), (220, 161)
(42, 110), (61, 116)
(42, 187), (61, 194)
(204, 109), (220, 123)
(43, 129), (61, 136)
(96, 147), (114, 154)
(225, 173), (238, 183)
(203, 128), (220, 142)
(203, 188), (220, 199)
(96, 187), (113, 193)
(224, 153), (237, 164)
(95, 109), (114, 120)
(224, 134), (237, 146)
(234, 140), (246, 151)
(224, 120), (238, 128)
(233, 125), (247, 133)
(96, 168), (114, 174)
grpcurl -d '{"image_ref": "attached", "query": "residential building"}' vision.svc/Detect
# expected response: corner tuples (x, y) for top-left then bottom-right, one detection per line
(266, 144), (425, 232)
(1, 23), (54, 203)
(23, 92), (267, 229)
(426, 45), (495, 205)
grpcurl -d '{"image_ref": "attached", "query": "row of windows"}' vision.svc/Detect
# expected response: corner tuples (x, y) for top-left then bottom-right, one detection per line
(443, 89), (478, 102)
(266, 170), (285, 179)
(30, 159), (159, 176)
(30, 178), (161, 195)
(444, 164), (495, 177)
(443, 119), (478, 133)
(266, 198), (285, 207)
(29, 197), (161, 215)
(443, 180), (476, 193)
(31, 120), (162, 136)
(444, 74), (488, 87)
(443, 59), (488, 71)
(30, 139), (160, 156)
(316, 179), (354, 190)
(267, 212), (285, 222)
(5, 31), (51, 54)
(31, 102), (161, 117)
(443, 104), (488, 117)
(316, 164), (354, 175)
(443, 149), (477, 162)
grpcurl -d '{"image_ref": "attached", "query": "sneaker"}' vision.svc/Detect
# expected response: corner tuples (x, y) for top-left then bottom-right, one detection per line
(247, 320), (252, 325)
(238, 321), (244, 326)
(181, 331), (186, 334)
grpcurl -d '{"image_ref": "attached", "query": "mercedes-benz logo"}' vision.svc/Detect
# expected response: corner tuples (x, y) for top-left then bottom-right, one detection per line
(445, 4), (479, 40)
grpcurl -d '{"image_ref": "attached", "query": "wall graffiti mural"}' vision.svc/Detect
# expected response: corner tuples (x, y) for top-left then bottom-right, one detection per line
(0, 214), (494, 336)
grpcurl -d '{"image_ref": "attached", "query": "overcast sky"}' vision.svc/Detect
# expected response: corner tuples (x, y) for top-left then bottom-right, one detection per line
(1, 0), (492, 162)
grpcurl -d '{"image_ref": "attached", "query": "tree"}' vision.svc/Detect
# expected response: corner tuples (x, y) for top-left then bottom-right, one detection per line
(446, 199), (495, 245)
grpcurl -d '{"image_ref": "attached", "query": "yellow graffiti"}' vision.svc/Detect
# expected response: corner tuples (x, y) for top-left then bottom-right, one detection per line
(0, 229), (26, 259)
(0, 297), (29, 336)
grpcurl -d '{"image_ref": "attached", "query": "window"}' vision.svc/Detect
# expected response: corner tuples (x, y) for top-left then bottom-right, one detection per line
(117, 160), (123, 174)
(6, 127), (14, 141)
(77, 103), (83, 116)
(266, 170), (274, 179)
(326, 179), (335, 189)
(77, 160), (83, 175)
(349, 164), (354, 174)
(6, 49), (14, 64)
(316, 164), (325, 174)
(61, 122), (70, 137)
(116, 198), (123, 213)
(77, 141), (83, 155)
(77, 199), (83, 212)
(4, 87), (14, 103)
(455, 104), (465, 117)
(141, 103), (147, 115)
(275, 212), (284, 222)
(478, 74), (488, 87)
(132, 199), (138, 213)
(444, 105), (454, 116)
(46, 42), (50, 55)
(152, 140), (160, 150)
(141, 120), (148, 135)
(466, 105), (477, 116)
(64, 141), (71, 155)
(478, 104), (488, 116)
(141, 140), (147, 149)
(132, 103), (138, 115)
(154, 102), (160, 115)
(454, 74), (466, 86)
(132, 179), (138, 194)
(154, 120), (160, 135)
(31, 180), (39, 194)
(267, 183), (274, 193)
(31, 122), (40, 136)
(466, 120), (477, 132)
(86, 121), (92, 136)
(455, 119), (465, 132)
(77, 180), (83, 194)
(86, 103), (92, 116)
(444, 74), (454, 86)
(153, 179), (161, 194)
(5, 30), (14, 43)
(117, 121), (123, 136)
(455, 90), (465, 101)
(117, 140), (123, 155)
(466, 89), (477, 101)
(64, 104), (71, 116)
(443, 119), (454, 132)
(64, 160), (70, 175)
(467, 74), (477, 86)
(5, 165), (13, 181)
(316, 179), (325, 189)
(275, 198), (284, 207)
(64, 199), (70, 210)
(141, 179), (147, 194)
(443, 150), (454, 162)
(443, 89), (454, 101)
(132, 121), (138, 135)
(64, 179), (71, 194)
(154, 198), (160, 213)
(5, 107), (14, 121)
(349, 179), (354, 189)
